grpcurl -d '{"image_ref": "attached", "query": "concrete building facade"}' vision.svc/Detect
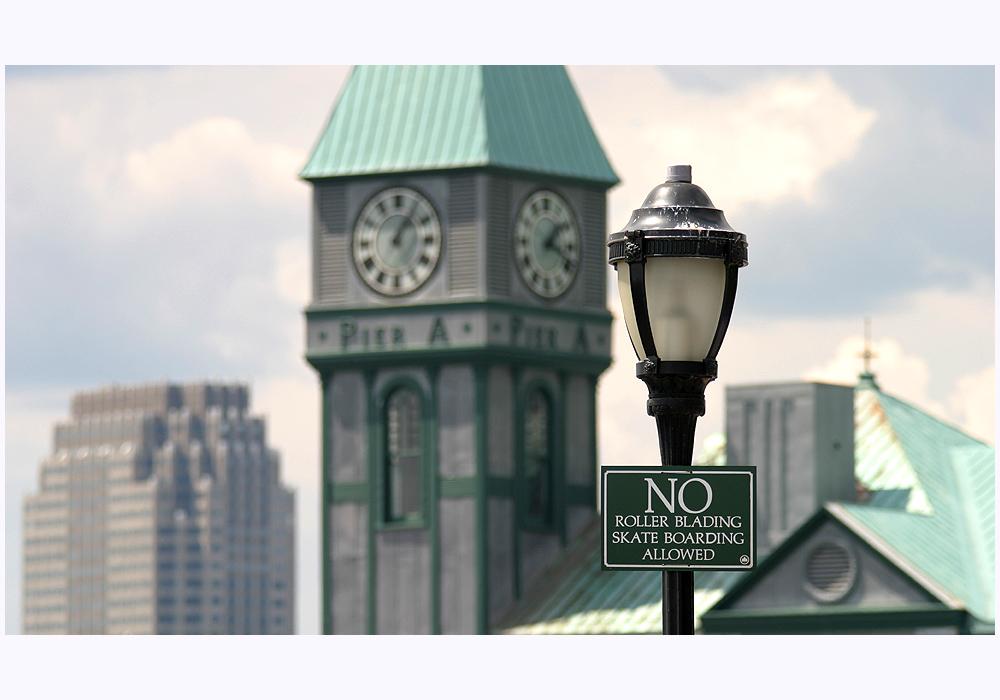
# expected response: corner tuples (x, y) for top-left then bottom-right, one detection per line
(22, 382), (295, 635)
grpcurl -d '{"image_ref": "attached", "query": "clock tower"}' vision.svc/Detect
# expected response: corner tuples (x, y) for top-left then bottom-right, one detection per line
(302, 66), (618, 633)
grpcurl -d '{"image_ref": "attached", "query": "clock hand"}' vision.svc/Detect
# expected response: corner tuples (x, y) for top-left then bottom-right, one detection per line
(543, 225), (573, 262)
(392, 219), (415, 248)
(391, 203), (418, 247)
(543, 225), (560, 251)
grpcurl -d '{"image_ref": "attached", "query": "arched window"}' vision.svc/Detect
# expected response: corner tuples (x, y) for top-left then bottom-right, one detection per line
(384, 386), (423, 523)
(524, 387), (553, 526)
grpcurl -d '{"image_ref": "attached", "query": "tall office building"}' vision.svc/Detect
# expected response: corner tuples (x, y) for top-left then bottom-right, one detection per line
(22, 382), (295, 635)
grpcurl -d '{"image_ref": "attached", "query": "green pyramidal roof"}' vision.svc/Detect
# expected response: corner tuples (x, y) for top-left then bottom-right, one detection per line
(300, 65), (619, 187)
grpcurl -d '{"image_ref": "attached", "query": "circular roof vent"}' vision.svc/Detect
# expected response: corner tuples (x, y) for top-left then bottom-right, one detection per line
(804, 541), (857, 603)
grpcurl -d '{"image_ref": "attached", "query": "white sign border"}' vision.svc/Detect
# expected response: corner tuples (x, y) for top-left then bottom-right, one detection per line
(600, 467), (756, 571)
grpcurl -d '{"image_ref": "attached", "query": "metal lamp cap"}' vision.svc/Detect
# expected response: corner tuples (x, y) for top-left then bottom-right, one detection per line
(664, 164), (692, 183)
(607, 165), (748, 268)
(627, 166), (734, 232)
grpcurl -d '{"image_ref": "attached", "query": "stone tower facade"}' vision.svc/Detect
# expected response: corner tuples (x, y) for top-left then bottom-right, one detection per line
(303, 66), (618, 633)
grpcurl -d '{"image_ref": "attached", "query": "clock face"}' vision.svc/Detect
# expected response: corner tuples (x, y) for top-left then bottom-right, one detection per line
(353, 187), (442, 296)
(514, 190), (580, 298)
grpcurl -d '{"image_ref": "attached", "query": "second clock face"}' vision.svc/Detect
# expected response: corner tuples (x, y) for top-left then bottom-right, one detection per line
(514, 190), (580, 298)
(353, 187), (442, 296)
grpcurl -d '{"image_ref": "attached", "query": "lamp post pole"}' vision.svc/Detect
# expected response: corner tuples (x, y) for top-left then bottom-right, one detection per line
(608, 164), (747, 636)
(641, 361), (713, 634)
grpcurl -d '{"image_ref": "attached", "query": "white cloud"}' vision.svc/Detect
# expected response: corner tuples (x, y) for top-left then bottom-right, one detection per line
(570, 66), (877, 229)
(947, 365), (995, 444)
(799, 322), (995, 445)
(803, 335), (947, 418)
(275, 237), (311, 307)
(582, 65), (877, 467)
(598, 271), (995, 465)
(122, 116), (307, 211)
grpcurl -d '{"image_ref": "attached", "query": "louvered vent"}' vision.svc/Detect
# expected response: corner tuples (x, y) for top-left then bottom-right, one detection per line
(804, 542), (856, 603)
(316, 185), (349, 303)
(581, 189), (607, 308)
(448, 174), (479, 295)
(486, 178), (511, 296)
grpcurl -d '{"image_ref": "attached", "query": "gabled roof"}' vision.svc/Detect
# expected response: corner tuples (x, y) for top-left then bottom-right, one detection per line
(497, 374), (994, 633)
(843, 375), (994, 624)
(707, 376), (994, 630)
(299, 65), (619, 187)
(701, 505), (971, 634)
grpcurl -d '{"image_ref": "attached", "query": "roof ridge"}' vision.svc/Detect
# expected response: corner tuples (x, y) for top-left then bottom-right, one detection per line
(874, 385), (992, 448)
(854, 385), (932, 514)
(827, 503), (966, 609)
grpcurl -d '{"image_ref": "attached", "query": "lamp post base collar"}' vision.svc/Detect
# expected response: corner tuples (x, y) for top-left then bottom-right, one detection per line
(636, 355), (716, 419)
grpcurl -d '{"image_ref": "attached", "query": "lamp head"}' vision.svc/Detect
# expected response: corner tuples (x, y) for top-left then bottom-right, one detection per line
(608, 166), (747, 376)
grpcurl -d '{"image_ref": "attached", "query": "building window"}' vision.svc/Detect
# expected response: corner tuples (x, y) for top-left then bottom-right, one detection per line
(523, 386), (554, 528)
(383, 385), (424, 524)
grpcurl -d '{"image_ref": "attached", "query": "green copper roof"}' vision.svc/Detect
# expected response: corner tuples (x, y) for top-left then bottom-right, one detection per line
(839, 380), (995, 624)
(300, 65), (619, 186)
(855, 379), (933, 514)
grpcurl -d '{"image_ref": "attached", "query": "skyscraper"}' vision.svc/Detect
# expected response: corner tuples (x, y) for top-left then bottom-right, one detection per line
(22, 382), (295, 635)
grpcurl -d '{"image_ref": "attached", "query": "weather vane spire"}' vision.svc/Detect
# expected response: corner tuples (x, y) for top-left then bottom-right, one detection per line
(858, 317), (878, 386)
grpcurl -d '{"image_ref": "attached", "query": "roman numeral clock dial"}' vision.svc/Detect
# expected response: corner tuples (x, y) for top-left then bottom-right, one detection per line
(353, 187), (442, 296)
(514, 190), (580, 298)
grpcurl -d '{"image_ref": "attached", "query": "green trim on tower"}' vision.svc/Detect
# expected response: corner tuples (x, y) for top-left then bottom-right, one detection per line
(428, 366), (441, 635)
(511, 366), (523, 601)
(320, 371), (333, 635)
(474, 364), (490, 634)
(517, 377), (562, 534)
(556, 372), (568, 545)
(364, 369), (377, 634)
(305, 299), (614, 325)
(300, 66), (618, 187)
(440, 476), (478, 498)
(373, 374), (434, 530)
(588, 374), (599, 511)
(307, 345), (612, 379)
(330, 482), (368, 502)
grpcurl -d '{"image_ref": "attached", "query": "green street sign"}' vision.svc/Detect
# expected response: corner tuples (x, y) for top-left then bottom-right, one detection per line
(601, 466), (756, 571)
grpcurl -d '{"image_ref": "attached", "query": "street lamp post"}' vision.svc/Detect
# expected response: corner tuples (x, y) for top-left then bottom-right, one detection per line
(607, 165), (748, 635)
